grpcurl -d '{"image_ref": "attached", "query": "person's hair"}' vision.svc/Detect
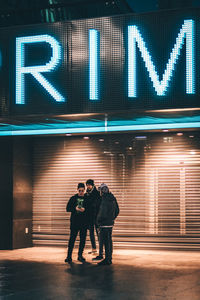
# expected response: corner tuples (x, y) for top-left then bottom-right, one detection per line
(86, 179), (94, 186)
(77, 183), (85, 189)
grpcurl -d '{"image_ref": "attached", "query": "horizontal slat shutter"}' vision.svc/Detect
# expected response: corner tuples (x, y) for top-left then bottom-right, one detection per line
(33, 133), (200, 248)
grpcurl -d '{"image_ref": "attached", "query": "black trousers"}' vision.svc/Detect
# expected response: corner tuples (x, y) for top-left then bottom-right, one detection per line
(67, 226), (87, 258)
(100, 227), (113, 262)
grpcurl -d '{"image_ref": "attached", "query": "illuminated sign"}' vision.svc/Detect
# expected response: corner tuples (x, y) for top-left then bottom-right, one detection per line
(89, 29), (99, 100)
(0, 8), (200, 115)
(128, 19), (195, 97)
(16, 34), (65, 104)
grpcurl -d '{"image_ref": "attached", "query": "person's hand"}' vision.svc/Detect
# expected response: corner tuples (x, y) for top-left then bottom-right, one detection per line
(76, 206), (80, 212)
(76, 206), (85, 212)
(79, 207), (85, 212)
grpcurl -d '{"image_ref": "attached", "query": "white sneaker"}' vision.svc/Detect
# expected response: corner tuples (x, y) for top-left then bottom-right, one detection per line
(88, 249), (97, 254)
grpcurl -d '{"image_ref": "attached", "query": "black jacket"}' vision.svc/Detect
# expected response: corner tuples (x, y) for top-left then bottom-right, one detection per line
(66, 194), (89, 229)
(85, 186), (101, 225)
(97, 192), (119, 227)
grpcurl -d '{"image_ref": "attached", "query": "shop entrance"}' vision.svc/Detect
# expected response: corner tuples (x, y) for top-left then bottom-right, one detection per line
(32, 132), (200, 249)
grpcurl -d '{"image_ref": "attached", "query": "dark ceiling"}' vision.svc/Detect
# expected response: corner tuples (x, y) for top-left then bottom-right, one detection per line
(0, 0), (197, 27)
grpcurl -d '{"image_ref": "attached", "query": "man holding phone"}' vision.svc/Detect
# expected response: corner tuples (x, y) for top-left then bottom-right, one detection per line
(65, 183), (89, 263)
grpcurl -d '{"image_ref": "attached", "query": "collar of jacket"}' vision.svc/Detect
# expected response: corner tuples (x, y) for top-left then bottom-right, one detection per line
(87, 186), (94, 194)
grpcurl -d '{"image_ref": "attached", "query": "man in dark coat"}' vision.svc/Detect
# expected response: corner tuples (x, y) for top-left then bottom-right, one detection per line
(96, 183), (119, 265)
(65, 183), (89, 264)
(85, 179), (101, 254)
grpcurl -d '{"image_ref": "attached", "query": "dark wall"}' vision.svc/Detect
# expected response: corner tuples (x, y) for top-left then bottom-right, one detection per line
(13, 137), (32, 249)
(0, 138), (13, 249)
(0, 137), (32, 250)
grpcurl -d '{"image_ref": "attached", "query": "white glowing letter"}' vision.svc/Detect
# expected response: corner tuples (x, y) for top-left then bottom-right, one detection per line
(89, 29), (99, 100)
(16, 34), (65, 104)
(128, 19), (195, 97)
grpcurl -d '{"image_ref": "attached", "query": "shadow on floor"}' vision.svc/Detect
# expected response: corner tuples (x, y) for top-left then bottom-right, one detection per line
(1, 258), (200, 300)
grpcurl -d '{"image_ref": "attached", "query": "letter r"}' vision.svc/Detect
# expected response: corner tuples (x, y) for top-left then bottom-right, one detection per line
(16, 34), (65, 104)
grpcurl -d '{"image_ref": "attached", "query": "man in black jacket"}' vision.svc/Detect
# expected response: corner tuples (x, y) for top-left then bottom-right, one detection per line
(65, 183), (89, 264)
(85, 179), (101, 254)
(96, 183), (119, 265)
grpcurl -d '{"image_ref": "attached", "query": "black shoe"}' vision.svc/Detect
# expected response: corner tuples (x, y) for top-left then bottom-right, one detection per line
(65, 257), (72, 264)
(98, 259), (112, 265)
(78, 256), (86, 263)
(92, 255), (103, 261)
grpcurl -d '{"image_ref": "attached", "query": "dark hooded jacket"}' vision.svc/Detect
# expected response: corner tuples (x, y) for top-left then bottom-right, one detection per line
(97, 192), (119, 227)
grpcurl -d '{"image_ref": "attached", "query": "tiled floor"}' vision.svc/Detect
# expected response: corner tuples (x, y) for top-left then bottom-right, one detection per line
(1, 247), (200, 299)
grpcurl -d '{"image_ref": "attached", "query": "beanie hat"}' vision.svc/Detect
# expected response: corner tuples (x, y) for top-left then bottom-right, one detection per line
(99, 183), (109, 194)
(86, 179), (94, 186)
(77, 182), (85, 189)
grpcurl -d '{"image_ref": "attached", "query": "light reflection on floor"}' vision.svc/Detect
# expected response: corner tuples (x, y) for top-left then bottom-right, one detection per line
(1, 247), (200, 299)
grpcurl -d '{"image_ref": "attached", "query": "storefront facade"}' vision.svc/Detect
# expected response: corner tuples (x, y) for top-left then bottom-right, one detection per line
(32, 132), (200, 249)
(0, 7), (200, 249)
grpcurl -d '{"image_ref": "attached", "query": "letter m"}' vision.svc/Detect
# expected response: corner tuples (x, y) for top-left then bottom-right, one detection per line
(128, 19), (195, 97)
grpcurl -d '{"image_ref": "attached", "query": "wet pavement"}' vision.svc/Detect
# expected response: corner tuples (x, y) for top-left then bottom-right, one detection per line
(0, 247), (200, 299)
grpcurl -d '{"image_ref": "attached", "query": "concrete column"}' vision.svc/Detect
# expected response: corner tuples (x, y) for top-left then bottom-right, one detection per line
(0, 137), (13, 249)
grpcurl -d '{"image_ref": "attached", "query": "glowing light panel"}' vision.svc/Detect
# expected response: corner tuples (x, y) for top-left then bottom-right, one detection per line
(128, 19), (195, 97)
(16, 34), (65, 104)
(0, 121), (200, 136)
(89, 29), (99, 100)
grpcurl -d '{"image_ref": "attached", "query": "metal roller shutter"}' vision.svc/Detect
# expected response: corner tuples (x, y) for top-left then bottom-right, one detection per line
(32, 132), (200, 249)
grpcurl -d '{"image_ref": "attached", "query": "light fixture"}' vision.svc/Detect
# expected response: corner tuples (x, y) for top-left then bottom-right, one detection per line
(190, 150), (196, 155)
(135, 136), (147, 139)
